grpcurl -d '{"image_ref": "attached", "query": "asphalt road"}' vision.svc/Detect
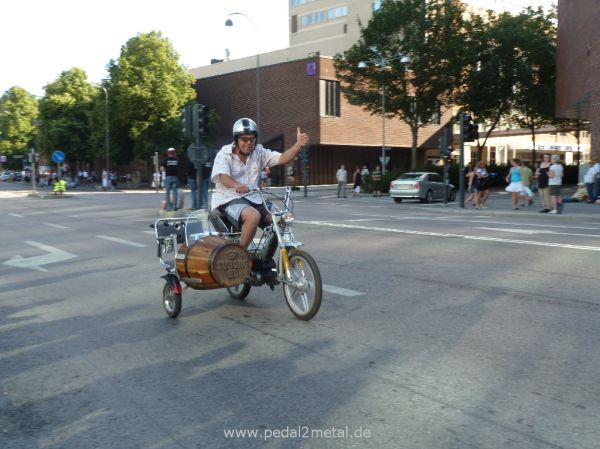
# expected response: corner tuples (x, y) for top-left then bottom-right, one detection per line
(1, 184), (600, 449)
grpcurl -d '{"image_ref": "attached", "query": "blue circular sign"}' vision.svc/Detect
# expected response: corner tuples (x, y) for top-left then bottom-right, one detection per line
(51, 150), (65, 164)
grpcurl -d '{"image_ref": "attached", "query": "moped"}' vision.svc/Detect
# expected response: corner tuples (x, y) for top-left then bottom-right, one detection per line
(153, 187), (322, 320)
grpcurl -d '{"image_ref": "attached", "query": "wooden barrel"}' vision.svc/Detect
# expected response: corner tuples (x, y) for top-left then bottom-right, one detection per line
(175, 236), (252, 290)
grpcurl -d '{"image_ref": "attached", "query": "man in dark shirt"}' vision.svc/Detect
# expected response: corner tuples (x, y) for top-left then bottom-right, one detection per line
(161, 148), (180, 211)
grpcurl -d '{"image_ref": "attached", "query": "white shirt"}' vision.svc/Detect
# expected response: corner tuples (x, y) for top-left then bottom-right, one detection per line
(548, 163), (563, 186)
(336, 168), (347, 182)
(583, 162), (599, 183)
(210, 142), (281, 210)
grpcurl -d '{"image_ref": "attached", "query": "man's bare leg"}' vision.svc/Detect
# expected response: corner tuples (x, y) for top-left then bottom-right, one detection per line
(239, 207), (260, 248)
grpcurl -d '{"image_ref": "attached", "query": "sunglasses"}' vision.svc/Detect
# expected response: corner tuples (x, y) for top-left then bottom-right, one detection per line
(239, 136), (256, 143)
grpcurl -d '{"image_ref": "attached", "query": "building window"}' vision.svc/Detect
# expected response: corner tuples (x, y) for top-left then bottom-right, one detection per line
(291, 15), (298, 33)
(320, 80), (341, 117)
(300, 5), (348, 28)
(291, 0), (317, 6)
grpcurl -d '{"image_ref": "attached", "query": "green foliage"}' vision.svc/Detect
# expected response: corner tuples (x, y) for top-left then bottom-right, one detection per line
(0, 87), (39, 157)
(460, 6), (557, 160)
(334, 0), (468, 170)
(37, 68), (97, 165)
(108, 31), (196, 163)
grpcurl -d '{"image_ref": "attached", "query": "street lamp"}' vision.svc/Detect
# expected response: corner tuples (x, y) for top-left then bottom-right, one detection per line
(101, 86), (110, 176)
(358, 53), (410, 176)
(225, 12), (260, 135)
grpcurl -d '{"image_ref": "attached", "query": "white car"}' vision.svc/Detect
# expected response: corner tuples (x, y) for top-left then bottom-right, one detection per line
(389, 172), (456, 203)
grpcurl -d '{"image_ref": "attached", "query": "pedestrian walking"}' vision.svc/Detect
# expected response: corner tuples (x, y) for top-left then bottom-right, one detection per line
(583, 157), (599, 203)
(474, 161), (489, 208)
(464, 164), (476, 207)
(519, 160), (534, 207)
(161, 147), (181, 211)
(336, 164), (347, 198)
(505, 158), (524, 210)
(352, 166), (362, 196)
(372, 164), (382, 197)
(535, 154), (552, 212)
(548, 154), (564, 214)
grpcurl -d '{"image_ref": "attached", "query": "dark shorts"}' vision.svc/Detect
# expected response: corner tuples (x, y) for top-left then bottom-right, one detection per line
(220, 198), (270, 230)
(549, 185), (562, 196)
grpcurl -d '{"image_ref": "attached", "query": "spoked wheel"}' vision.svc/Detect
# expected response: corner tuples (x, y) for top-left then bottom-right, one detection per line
(163, 282), (182, 318)
(227, 281), (251, 300)
(282, 249), (322, 320)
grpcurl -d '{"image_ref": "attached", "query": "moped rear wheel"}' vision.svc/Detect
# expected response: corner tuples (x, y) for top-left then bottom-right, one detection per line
(282, 249), (322, 320)
(163, 282), (182, 318)
(227, 281), (251, 300)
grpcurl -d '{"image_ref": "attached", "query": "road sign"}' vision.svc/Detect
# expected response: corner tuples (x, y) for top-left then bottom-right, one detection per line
(52, 150), (65, 164)
(379, 156), (390, 167)
(187, 143), (209, 165)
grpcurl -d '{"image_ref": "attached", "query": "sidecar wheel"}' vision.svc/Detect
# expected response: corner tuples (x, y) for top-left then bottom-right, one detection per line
(227, 281), (251, 300)
(163, 282), (182, 318)
(282, 249), (322, 321)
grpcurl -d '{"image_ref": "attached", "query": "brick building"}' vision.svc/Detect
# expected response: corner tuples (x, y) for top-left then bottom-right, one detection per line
(556, 0), (600, 159)
(192, 54), (452, 186)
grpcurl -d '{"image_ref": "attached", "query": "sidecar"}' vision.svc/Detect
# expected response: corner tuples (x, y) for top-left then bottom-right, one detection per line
(154, 210), (252, 318)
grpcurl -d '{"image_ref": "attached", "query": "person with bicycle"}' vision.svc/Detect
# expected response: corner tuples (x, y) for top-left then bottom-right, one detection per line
(211, 118), (309, 248)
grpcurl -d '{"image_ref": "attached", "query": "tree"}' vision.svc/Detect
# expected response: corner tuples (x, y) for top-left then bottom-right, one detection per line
(508, 7), (557, 164)
(38, 68), (97, 168)
(0, 87), (38, 160)
(334, 0), (467, 170)
(107, 31), (196, 164)
(460, 7), (556, 163)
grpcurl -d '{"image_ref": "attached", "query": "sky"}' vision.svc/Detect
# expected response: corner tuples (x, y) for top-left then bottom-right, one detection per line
(0, 0), (289, 97)
(0, 0), (554, 98)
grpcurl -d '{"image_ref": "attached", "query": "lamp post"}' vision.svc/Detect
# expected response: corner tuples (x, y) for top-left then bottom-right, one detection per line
(101, 86), (110, 176)
(225, 12), (260, 135)
(358, 53), (409, 177)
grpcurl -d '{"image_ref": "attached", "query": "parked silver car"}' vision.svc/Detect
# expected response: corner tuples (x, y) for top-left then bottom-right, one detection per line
(389, 172), (456, 203)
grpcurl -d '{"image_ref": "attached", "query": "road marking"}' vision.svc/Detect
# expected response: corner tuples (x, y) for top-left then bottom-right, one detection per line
(345, 218), (387, 222)
(143, 230), (156, 235)
(476, 227), (600, 238)
(323, 284), (365, 297)
(43, 222), (71, 229)
(96, 235), (147, 247)
(4, 241), (77, 272)
(9, 213), (24, 218)
(300, 221), (600, 252)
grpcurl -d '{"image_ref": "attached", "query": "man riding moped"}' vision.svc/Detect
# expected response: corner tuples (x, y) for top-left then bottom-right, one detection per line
(210, 118), (309, 249)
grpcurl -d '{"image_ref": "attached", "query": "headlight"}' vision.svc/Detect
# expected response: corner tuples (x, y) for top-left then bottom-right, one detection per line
(281, 212), (295, 224)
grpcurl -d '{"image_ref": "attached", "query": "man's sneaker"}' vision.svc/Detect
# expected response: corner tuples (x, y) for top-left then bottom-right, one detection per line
(548, 210), (558, 214)
(539, 209), (551, 213)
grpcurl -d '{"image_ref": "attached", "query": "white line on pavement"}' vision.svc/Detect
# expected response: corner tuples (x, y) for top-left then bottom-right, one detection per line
(299, 221), (600, 252)
(43, 222), (70, 229)
(96, 235), (147, 247)
(9, 213), (24, 218)
(323, 284), (365, 297)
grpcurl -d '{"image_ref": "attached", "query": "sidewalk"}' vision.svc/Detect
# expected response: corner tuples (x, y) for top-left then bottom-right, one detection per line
(385, 187), (600, 222)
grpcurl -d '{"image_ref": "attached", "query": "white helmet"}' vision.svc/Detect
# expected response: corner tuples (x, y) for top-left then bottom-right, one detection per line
(232, 118), (258, 138)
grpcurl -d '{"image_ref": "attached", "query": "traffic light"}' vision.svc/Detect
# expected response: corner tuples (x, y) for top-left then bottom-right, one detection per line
(182, 104), (194, 138)
(462, 114), (479, 142)
(467, 123), (479, 142)
(197, 104), (208, 138)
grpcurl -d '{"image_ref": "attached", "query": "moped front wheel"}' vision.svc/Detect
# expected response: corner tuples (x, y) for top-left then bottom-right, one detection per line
(163, 282), (182, 318)
(227, 281), (251, 300)
(282, 249), (322, 320)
